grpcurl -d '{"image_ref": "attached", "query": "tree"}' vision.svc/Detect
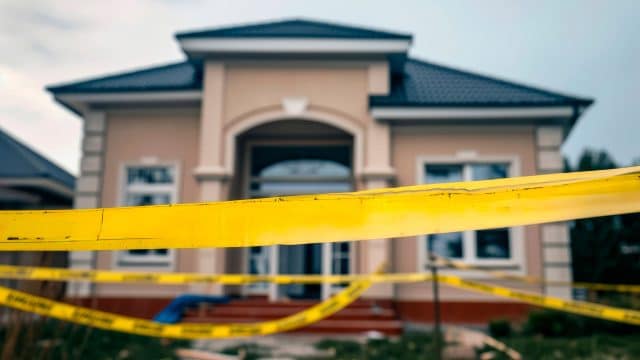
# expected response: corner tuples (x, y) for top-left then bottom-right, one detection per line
(568, 149), (640, 284)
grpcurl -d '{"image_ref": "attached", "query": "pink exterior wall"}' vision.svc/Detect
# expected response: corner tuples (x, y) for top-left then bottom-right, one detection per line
(223, 63), (371, 128)
(96, 109), (200, 297)
(87, 63), (547, 303)
(390, 124), (543, 301)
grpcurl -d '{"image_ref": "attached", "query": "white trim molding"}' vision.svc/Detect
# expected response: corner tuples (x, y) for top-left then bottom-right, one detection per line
(371, 106), (574, 120)
(57, 91), (202, 104)
(179, 38), (412, 54)
(0, 178), (74, 198)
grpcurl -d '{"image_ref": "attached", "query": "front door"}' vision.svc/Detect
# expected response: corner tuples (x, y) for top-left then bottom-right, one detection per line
(245, 143), (353, 300)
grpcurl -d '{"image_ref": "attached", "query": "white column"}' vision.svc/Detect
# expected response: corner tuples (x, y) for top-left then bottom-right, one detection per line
(68, 111), (106, 297)
(537, 126), (573, 299)
(192, 61), (230, 295)
(360, 118), (395, 299)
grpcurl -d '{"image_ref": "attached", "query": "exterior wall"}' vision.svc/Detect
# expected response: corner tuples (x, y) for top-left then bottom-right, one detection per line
(95, 108), (201, 297)
(70, 58), (567, 312)
(390, 124), (544, 301)
(223, 62), (371, 128)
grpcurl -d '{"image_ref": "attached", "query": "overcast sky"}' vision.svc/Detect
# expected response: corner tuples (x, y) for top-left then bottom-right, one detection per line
(1, 0), (638, 174)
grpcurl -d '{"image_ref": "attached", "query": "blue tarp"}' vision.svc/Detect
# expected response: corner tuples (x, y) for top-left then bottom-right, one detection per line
(153, 294), (230, 324)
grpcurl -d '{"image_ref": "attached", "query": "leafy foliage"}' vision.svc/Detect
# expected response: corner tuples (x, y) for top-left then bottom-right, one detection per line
(568, 149), (640, 286)
(220, 343), (272, 360)
(488, 318), (513, 338)
(0, 315), (187, 360)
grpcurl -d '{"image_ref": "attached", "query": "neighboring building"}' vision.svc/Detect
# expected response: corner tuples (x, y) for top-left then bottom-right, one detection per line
(47, 19), (592, 331)
(0, 127), (74, 297)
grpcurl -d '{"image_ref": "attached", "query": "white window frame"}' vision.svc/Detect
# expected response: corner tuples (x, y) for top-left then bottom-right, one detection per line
(113, 161), (180, 271)
(415, 154), (526, 277)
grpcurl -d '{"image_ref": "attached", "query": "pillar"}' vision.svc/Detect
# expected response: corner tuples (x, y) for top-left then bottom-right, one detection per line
(68, 111), (106, 297)
(361, 118), (395, 298)
(536, 126), (573, 299)
(191, 61), (230, 294)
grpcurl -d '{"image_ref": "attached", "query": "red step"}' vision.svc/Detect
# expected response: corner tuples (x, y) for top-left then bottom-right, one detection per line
(182, 298), (403, 335)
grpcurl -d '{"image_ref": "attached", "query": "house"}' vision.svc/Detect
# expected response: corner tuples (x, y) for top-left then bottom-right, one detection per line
(47, 19), (592, 331)
(0, 127), (74, 297)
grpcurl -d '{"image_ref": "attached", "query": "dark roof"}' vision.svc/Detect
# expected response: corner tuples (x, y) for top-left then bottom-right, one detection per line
(176, 18), (412, 40)
(47, 57), (592, 109)
(47, 61), (201, 94)
(0, 128), (75, 189)
(371, 58), (593, 107)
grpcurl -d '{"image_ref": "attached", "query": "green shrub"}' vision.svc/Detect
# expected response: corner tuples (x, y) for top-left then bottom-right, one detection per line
(488, 318), (513, 338)
(0, 316), (188, 360)
(314, 338), (361, 357)
(220, 343), (271, 360)
(522, 309), (639, 337)
(522, 310), (585, 337)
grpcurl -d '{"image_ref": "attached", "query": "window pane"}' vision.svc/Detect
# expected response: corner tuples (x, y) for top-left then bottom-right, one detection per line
(472, 164), (508, 181)
(428, 232), (463, 258)
(126, 249), (167, 256)
(128, 249), (149, 256)
(249, 247), (269, 275)
(425, 165), (463, 184)
(331, 242), (350, 275)
(332, 258), (350, 275)
(476, 228), (510, 258)
(260, 159), (350, 178)
(125, 194), (171, 206)
(127, 166), (174, 185)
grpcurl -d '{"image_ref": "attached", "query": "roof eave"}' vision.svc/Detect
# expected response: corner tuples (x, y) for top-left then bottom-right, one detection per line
(177, 37), (412, 56)
(48, 89), (203, 117)
(369, 104), (578, 120)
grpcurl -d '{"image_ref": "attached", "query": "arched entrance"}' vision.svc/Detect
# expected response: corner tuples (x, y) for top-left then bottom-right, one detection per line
(236, 119), (355, 300)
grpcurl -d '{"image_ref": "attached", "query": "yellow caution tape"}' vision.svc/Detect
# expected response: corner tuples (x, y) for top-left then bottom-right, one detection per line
(0, 264), (431, 285)
(435, 256), (640, 293)
(0, 167), (638, 251)
(0, 268), (380, 339)
(438, 275), (640, 326)
(1, 270), (639, 336)
(1, 263), (637, 295)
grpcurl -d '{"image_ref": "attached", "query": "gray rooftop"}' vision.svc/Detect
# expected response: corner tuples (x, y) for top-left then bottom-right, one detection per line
(370, 58), (593, 107)
(48, 61), (201, 94)
(48, 57), (591, 108)
(0, 128), (75, 189)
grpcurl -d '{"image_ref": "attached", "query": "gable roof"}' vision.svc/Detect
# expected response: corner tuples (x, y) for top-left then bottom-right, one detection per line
(370, 58), (593, 107)
(47, 61), (201, 94)
(0, 128), (75, 189)
(175, 18), (412, 40)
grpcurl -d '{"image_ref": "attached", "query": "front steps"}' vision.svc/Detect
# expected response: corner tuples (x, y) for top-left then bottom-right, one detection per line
(182, 298), (403, 335)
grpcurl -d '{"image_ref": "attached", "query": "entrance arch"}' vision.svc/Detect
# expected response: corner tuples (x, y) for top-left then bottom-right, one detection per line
(229, 116), (359, 300)
(223, 108), (365, 176)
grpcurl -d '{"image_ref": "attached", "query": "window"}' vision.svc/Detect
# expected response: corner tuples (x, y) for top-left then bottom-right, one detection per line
(117, 165), (177, 268)
(422, 161), (516, 268)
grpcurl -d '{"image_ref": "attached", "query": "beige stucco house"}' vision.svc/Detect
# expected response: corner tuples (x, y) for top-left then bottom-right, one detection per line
(48, 19), (593, 330)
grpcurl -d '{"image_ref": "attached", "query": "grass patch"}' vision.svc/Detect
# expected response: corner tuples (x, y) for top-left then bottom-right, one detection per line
(309, 332), (441, 360)
(482, 334), (640, 359)
(220, 343), (272, 360)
